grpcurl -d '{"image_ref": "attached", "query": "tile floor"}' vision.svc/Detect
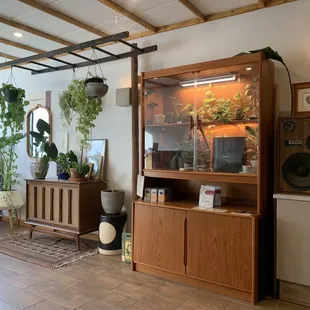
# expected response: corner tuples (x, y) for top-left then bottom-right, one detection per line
(0, 222), (306, 310)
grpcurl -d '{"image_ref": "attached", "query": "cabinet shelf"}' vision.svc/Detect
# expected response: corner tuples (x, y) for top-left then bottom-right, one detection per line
(136, 199), (257, 218)
(143, 169), (257, 184)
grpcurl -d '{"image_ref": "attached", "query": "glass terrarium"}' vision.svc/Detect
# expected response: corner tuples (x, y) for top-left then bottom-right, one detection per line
(143, 63), (259, 174)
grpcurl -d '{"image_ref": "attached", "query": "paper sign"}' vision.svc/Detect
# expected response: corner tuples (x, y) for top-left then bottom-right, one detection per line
(136, 175), (145, 198)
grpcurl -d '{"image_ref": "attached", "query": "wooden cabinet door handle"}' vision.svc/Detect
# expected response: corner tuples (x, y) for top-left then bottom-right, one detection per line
(184, 218), (187, 267)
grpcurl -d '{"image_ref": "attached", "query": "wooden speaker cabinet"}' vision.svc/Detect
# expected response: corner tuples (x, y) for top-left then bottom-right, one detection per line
(26, 179), (105, 249)
(279, 117), (310, 193)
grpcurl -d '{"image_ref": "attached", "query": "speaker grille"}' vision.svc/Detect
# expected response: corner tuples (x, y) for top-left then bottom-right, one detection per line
(282, 152), (310, 190)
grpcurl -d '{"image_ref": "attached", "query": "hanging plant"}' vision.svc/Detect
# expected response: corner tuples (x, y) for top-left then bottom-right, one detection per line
(59, 79), (103, 149)
(0, 83), (29, 191)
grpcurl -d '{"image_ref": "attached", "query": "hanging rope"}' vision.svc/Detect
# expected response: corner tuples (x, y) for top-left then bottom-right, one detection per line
(85, 48), (104, 80)
(7, 67), (17, 86)
(72, 67), (77, 81)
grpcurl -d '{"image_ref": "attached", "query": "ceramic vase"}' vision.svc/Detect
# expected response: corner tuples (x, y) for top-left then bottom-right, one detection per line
(29, 160), (49, 179)
(101, 190), (125, 214)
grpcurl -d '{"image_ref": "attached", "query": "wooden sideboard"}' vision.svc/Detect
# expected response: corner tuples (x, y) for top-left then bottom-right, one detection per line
(26, 179), (105, 250)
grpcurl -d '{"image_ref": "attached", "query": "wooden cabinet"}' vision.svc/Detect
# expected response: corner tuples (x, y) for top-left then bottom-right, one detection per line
(186, 212), (252, 291)
(134, 204), (186, 274)
(26, 179), (105, 249)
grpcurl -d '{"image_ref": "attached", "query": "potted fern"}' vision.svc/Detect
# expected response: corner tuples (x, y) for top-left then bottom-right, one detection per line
(0, 83), (29, 232)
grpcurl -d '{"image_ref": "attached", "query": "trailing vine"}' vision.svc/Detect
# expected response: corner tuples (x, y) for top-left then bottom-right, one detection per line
(0, 83), (29, 191)
(59, 79), (103, 149)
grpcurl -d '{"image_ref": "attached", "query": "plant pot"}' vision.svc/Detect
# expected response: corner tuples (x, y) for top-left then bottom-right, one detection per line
(58, 172), (69, 180)
(155, 114), (166, 124)
(29, 160), (49, 179)
(85, 79), (108, 99)
(69, 168), (88, 182)
(250, 159), (258, 173)
(101, 189), (125, 214)
(4, 89), (18, 103)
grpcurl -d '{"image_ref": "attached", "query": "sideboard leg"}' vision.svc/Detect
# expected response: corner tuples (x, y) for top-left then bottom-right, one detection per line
(75, 234), (80, 251)
(29, 226), (34, 239)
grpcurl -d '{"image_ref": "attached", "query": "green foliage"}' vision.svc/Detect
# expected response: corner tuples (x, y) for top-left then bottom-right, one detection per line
(213, 98), (236, 124)
(30, 119), (58, 163)
(59, 79), (103, 149)
(56, 150), (78, 173)
(245, 125), (258, 158)
(233, 90), (255, 120)
(70, 162), (90, 177)
(0, 83), (29, 191)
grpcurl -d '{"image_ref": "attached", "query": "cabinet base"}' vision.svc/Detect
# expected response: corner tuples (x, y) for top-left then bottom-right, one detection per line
(134, 263), (253, 303)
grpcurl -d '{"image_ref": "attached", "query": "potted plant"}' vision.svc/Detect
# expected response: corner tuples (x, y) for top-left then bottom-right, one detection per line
(2, 83), (19, 103)
(85, 75), (109, 99)
(0, 83), (29, 233)
(233, 90), (255, 120)
(69, 162), (90, 181)
(101, 173), (125, 214)
(56, 150), (78, 180)
(29, 119), (58, 179)
(59, 79), (103, 149)
(245, 125), (258, 173)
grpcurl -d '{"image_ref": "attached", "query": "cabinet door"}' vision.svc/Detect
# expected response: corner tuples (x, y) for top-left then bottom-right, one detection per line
(134, 204), (186, 274)
(186, 212), (252, 291)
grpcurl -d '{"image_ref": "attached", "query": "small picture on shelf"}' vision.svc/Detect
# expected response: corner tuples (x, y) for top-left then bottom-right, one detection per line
(83, 139), (107, 180)
(293, 83), (310, 116)
(198, 185), (221, 209)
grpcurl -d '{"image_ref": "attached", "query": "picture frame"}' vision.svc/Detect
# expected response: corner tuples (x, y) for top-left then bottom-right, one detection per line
(293, 83), (310, 116)
(83, 139), (107, 180)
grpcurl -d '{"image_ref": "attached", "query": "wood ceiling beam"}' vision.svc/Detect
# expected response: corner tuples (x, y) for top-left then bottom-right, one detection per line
(96, 0), (157, 33)
(178, 0), (206, 22)
(0, 15), (73, 46)
(17, 0), (108, 37)
(0, 52), (18, 60)
(0, 37), (44, 53)
(258, 0), (268, 6)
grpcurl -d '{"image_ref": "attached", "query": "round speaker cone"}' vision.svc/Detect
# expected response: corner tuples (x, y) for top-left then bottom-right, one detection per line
(282, 153), (310, 190)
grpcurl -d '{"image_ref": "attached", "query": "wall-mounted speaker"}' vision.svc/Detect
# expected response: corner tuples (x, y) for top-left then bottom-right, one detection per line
(279, 117), (310, 193)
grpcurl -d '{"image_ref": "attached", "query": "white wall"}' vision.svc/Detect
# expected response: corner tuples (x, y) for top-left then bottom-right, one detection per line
(0, 0), (309, 225)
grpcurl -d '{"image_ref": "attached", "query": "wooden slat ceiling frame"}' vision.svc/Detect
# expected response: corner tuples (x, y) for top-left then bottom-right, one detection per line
(17, 0), (108, 36)
(0, 0), (297, 71)
(178, 0), (206, 21)
(96, 0), (157, 33)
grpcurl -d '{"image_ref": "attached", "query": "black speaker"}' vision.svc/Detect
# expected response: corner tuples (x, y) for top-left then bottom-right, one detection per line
(212, 137), (246, 173)
(279, 117), (310, 193)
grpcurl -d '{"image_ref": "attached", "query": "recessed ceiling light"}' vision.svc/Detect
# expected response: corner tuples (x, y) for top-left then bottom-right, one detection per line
(246, 67), (252, 71)
(14, 32), (23, 38)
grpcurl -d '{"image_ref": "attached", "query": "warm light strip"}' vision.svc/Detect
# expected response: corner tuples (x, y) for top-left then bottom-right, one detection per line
(180, 74), (236, 87)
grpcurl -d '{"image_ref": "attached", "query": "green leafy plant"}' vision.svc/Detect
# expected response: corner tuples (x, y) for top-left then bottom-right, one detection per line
(0, 83), (29, 191)
(29, 119), (58, 164)
(70, 162), (90, 177)
(233, 90), (255, 120)
(245, 125), (258, 159)
(57, 150), (78, 173)
(213, 98), (237, 124)
(59, 79), (103, 149)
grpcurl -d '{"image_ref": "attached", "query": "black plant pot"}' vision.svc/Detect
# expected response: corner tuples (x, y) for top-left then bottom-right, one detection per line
(4, 89), (18, 103)
(85, 78), (109, 99)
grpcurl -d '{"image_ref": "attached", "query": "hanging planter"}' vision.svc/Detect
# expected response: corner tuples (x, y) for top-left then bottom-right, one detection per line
(85, 76), (109, 99)
(3, 88), (18, 103)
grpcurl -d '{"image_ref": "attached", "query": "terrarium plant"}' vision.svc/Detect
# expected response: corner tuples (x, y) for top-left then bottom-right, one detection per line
(0, 83), (29, 232)
(245, 125), (258, 173)
(59, 79), (103, 149)
(56, 150), (78, 180)
(213, 98), (237, 124)
(29, 119), (58, 179)
(233, 91), (255, 120)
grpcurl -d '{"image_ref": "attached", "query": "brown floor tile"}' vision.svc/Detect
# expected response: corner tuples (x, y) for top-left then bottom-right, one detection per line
(0, 267), (42, 289)
(76, 299), (121, 310)
(114, 283), (155, 299)
(100, 291), (138, 309)
(277, 301), (310, 310)
(0, 300), (18, 310)
(176, 300), (229, 310)
(25, 300), (70, 310)
(24, 282), (90, 310)
(0, 281), (44, 309)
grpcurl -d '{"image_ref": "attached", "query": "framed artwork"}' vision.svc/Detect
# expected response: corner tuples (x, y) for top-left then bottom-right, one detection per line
(293, 83), (310, 116)
(83, 139), (107, 180)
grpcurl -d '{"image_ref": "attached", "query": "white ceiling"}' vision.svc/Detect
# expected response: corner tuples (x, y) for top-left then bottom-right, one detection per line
(0, 0), (280, 67)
